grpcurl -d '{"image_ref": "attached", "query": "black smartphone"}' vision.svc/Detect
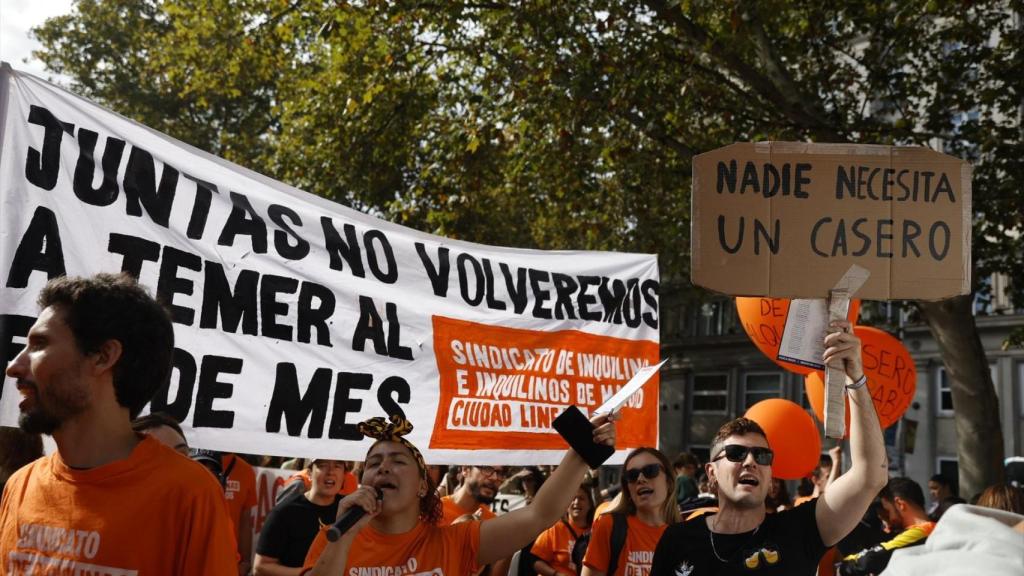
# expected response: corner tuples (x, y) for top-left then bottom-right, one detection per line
(552, 405), (614, 468)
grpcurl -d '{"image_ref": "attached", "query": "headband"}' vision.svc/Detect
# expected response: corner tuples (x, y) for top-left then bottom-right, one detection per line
(358, 414), (427, 481)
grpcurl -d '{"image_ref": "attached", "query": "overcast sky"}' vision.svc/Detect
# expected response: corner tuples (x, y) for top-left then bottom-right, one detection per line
(1, 0), (74, 78)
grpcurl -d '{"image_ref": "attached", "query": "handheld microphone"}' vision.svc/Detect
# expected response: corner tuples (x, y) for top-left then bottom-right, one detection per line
(326, 487), (382, 542)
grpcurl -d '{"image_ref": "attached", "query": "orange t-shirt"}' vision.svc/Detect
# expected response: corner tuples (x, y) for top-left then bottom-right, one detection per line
(303, 520), (480, 574)
(531, 519), (590, 575)
(0, 435), (237, 575)
(221, 453), (257, 532)
(594, 500), (614, 518)
(440, 495), (497, 524)
(582, 514), (666, 576)
(285, 469), (359, 495)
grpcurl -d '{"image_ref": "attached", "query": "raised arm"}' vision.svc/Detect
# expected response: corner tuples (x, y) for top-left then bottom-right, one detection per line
(816, 320), (888, 546)
(478, 413), (616, 564)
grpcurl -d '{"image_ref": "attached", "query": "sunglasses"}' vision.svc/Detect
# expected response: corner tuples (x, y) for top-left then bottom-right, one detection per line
(625, 463), (664, 483)
(712, 445), (774, 466)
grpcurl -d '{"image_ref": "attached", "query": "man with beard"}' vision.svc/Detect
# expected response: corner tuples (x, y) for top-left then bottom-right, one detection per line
(839, 478), (936, 575)
(651, 320), (888, 575)
(0, 274), (236, 574)
(442, 465), (509, 575)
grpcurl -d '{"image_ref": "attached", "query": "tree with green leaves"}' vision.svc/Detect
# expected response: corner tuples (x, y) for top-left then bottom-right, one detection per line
(30, 0), (1022, 497)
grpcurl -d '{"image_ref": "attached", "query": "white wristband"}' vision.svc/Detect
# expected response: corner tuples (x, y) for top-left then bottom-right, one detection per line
(846, 374), (868, 390)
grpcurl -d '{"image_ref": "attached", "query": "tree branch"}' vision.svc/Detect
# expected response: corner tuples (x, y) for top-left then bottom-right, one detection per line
(642, 0), (845, 141)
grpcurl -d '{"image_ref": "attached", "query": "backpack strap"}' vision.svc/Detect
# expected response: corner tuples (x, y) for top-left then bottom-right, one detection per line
(561, 518), (580, 540)
(607, 512), (628, 575)
(223, 454), (237, 478)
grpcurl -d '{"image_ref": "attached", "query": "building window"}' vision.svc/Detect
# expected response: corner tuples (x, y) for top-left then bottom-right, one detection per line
(937, 364), (998, 416)
(937, 367), (954, 415)
(692, 373), (729, 414)
(1019, 362), (1024, 417)
(743, 372), (782, 410)
(936, 457), (960, 498)
(690, 445), (711, 467)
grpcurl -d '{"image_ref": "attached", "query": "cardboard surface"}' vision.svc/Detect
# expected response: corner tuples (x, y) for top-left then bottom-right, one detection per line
(691, 142), (971, 300)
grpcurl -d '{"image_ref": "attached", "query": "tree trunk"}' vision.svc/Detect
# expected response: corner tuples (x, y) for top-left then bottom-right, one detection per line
(916, 295), (1004, 499)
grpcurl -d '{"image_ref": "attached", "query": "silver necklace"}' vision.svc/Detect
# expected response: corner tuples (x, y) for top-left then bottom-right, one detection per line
(708, 516), (760, 564)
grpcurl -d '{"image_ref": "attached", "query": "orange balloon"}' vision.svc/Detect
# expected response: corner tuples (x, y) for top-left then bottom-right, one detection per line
(804, 326), (916, 435)
(744, 398), (821, 480)
(735, 297), (861, 375)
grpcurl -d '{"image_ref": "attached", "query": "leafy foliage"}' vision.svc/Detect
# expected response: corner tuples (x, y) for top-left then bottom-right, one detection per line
(31, 0), (1023, 324)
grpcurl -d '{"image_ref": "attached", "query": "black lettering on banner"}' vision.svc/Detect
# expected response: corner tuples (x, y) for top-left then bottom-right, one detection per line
(377, 376), (411, 421)
(851, 218), (871, 256)
(25, 105), (74, 191)
(385, 302), (413, 360)
(641, 279), (659, 329)
(157, 246), (202, 325)
(717, 160), (737, 193)
(328, 372), (373, 440)
(902, 220), (922, 257)
(740, 161), (760, 194)
(200, 263), (259, 336)
(622, 278), (642, 329)
(182, 174), (217, 241)
(352, 295), (386, 356)
(551, 273), (578, 320)
(0, 315), (35, 402)
(72, 129), (123, 206)
(108, 233), (160, 277)
(364, 230), (397, 283)
(929, 221), (950, 260)
(481, 258), (506, 310)
(297, 282), (335, 346)
(529, 268), (552, 319)
(150, 347), (198, 423)
(193, 355), (240, 428)
(500, 262), (528, 314)
(598, 277), (626, 324)
(266, 363), (332, 438)
(457, 253), (484, 306)
(718, 215), (744, 254)
(415, 243), (450, 297)
(268, 204), (310, 260)
(810, 217), (830, 257)
(794, 163), (811, 198)
(877, 219), (894, 258)
(831, 220), (848, 256)
(321, 217), (365, 277)
(261, 275), (299, 341)
(218, 191), (268, 253)
(577, 275), (602, 321)
(123, 147), (178, 227)
(352, 296), (412, 360)
(6, 206), (66, 288)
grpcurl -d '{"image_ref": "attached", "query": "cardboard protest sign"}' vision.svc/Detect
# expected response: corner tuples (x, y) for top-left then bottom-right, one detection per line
(691, 142), (971, 300)
(0, 64), (660, 464)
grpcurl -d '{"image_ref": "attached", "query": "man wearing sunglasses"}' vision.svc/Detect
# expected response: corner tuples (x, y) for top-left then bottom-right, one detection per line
(651, 320), (888, 574)
(441, 465), (510, 575)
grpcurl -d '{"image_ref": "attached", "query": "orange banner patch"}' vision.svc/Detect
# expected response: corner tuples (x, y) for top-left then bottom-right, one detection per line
(430, 316), (660, 450)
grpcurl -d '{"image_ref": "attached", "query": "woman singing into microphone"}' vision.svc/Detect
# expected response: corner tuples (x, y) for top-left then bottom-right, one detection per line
(302, 412), (617, 575)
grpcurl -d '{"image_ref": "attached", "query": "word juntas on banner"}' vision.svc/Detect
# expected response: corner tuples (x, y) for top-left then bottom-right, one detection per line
(0, 64), (660, 464)
(690, 141), (972, 300)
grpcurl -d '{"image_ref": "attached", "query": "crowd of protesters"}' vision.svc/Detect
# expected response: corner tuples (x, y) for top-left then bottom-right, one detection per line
(1, 274), (1022, 575)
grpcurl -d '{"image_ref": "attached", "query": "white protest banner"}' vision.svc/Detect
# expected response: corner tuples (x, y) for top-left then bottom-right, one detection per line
(0, 64), (660, 464)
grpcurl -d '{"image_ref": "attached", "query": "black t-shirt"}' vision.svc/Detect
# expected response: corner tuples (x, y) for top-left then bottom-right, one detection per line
(256, 491), (341, 567)
(651, 499), (826, 575)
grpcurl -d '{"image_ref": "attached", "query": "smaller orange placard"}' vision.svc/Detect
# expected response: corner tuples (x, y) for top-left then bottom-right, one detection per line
(429, 316), (660, 451)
